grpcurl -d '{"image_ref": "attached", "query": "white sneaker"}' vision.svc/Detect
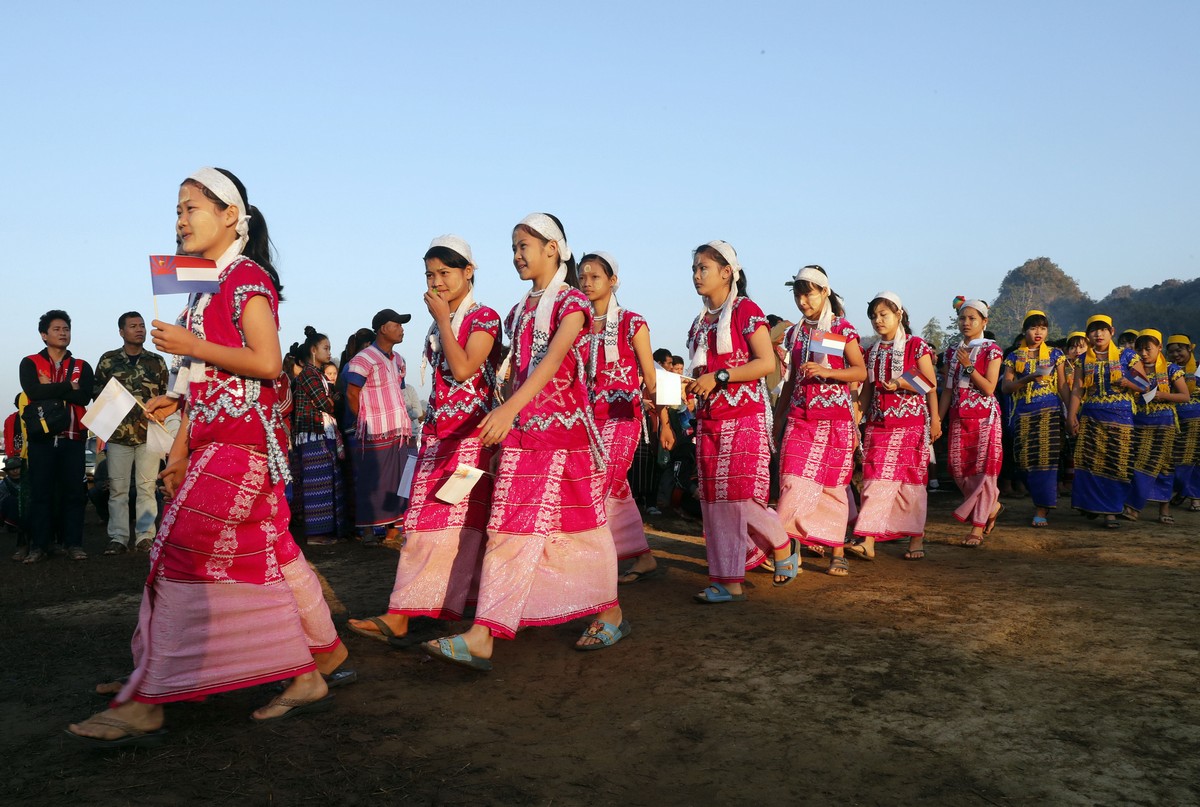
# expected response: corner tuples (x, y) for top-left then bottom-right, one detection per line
(646, 506), (662, 516)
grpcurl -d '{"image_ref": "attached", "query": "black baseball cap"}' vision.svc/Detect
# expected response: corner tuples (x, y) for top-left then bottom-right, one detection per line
(371, 309), (411, 332)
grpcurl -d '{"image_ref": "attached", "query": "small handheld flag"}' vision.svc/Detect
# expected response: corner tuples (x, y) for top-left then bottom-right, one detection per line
(82, 378), (138, 442)
(809, 330), (847, 358)
(901, 369), (935, 396)
(1127, 373), (1154, 392)
(150, 255), (221, 295)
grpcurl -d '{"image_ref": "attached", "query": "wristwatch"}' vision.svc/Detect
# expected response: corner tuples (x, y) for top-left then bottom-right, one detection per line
(715, 369), (731, 384)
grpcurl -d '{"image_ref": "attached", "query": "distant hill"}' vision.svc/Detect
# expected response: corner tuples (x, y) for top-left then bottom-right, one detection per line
(987, 257), (1199, 345)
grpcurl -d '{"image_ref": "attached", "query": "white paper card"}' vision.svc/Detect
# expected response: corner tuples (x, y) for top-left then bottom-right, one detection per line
(655, 369), (683, 406)
(435, 464), (484, 505)
(1035, 365), (1053, 377)
(1142, 388), (1157, 404)
(146, 419), (175, 456)
(82, 378), (138, 442)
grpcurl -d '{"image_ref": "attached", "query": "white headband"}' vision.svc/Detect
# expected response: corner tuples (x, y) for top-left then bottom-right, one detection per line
(585, 251), (623, 364)
(588, 251), (620, 285)
(428, 233), (476, 267)
(872, 290), (904, 311)
(791, 266), (829, 288)
(520, 213), (572, 266)
(961, 299), (989, 318)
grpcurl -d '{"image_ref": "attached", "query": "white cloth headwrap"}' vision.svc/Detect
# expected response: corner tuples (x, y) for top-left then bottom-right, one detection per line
(188, 168), (251, 270)
(870, 290), (907, 383)
(421, 235), (477, 385)
(689, 240), (742, 370)
(961, 299), (989, 318)
(589, 251), (623, 364)
(498, 214), (572, 383)
(793, 266), (834, 332)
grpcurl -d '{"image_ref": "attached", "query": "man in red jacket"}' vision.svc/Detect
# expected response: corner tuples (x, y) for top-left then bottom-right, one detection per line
(18, 310), (94, 563)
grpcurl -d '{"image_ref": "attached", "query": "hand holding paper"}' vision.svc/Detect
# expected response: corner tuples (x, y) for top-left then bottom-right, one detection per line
(81, 378), (138, 442)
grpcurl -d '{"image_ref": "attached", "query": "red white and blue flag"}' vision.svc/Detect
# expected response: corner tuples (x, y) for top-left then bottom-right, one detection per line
(149, 255), (221, 295)
(901, 369), (935, 395)
(809, 329), (847, 358)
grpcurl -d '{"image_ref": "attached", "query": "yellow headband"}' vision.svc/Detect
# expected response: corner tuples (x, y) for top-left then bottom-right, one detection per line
(1068, 331), (1087, 340)
(1086, 314), (1112, 331)
(1167, 334), (1193, 347)
(1024, 309), (1046, 321)
(1120, 329), (1139, 339)
(1139, 328), (1163, 345)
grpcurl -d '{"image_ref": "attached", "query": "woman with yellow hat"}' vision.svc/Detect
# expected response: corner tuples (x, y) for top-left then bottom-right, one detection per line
(1165, 334), (1200, 511)
(1066, 315), (1143, 527)
(1123, 330), (1190, 523)
(1001, 311), (1068, 526)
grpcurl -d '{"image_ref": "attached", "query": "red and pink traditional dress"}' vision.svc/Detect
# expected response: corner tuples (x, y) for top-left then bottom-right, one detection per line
(386, 303), (502, 620)
(116, 258), (339, 705)
(776, 317), (861, 547)
(944, 340), (1004, 527)
(688, 297), (788, 583)
(854, 335), (935, 542)
(473, 287), (616, 639)
(588, 308), (651, 561)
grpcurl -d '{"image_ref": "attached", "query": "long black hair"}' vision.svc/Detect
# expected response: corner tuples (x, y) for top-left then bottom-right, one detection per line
(183, 168), (282, 296)
(514, 213), (579, 288)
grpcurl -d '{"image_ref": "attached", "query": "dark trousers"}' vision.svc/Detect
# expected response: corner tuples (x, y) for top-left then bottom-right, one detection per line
(27, 438), (86, 551)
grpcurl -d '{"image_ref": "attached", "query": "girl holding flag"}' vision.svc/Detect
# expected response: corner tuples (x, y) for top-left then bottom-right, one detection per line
(1000, 311), (1068, 527)
(348, 236), (501, 645)
(69, 168), (342, 746)
(850, 292), (939, 561)
(938, 299), (1004, 547)
(1165, 334), (1200, 511)
(423, 214), (626, 670)
(774, 265), (866, 576)
(1123, 330), (1189, 523)
(1066, 314), (1142, 527)
(578, 251), (673, 583)
(686, 241), (795, 601)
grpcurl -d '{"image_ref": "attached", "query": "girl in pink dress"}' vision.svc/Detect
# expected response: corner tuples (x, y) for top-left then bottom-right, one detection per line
(773, 265), (867, 576)
(69, 168), (340, 746)
(423, 213), (626, 670)
(686, 241), (797, 603)
(939, 299), (1004, 546)
(348, 236), (501, 644)
(849, 292), (941, 561)
(579, 252), (674, 583)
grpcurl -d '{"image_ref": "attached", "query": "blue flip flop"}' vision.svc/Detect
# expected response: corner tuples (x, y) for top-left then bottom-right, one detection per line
(693, 582), (747, 604)
(422, 635), (493, 672)
(773, 539), (802, 586)
(575, 619), (632, 651)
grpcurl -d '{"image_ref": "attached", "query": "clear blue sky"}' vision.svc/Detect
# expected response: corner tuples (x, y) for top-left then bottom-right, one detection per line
(2, 2), (1197, 413)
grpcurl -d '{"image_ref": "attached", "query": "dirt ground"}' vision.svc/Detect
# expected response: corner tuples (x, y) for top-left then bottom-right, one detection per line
(2, 491), (1198, 807)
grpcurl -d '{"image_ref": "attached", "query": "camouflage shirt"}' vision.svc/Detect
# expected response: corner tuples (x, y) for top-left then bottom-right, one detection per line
(92, 348), (169, 445)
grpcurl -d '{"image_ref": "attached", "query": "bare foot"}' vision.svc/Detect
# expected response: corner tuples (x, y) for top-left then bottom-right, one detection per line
(314, 641), (349, 676)
(94, 678), (126, 696)
(69, 702), (163, 740)
(251, 671), (328, 721)
(575, 606), (623, 649)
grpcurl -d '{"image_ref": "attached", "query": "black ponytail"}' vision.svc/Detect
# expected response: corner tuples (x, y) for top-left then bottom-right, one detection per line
(294, 325), (328, 364)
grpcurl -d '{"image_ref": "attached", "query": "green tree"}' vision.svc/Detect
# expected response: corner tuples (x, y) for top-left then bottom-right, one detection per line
(921, 317), (943, 352)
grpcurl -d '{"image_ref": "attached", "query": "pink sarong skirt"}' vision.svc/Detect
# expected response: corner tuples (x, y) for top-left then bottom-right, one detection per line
(695, 412), (788, 583)
(599, 417), (650, 560)
(854, 421), (930, 541)
(474, 438), (617, 639)
(116, 443), (320, 705)
(949, 413), (1003, 527)
(388, 435), (495, 620)
(776, 416), (857, 547)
